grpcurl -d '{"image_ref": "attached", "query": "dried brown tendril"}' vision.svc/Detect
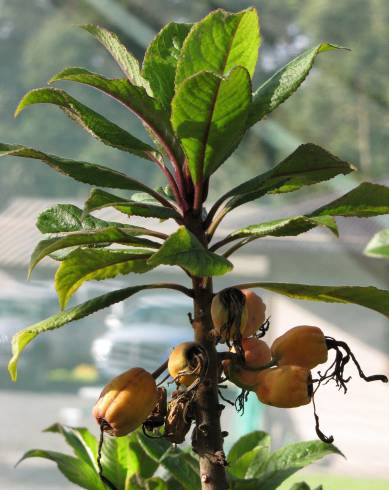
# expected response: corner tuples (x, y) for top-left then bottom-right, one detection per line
(254, 316), (271, 339)
(217, 384), (235, 407)
(235, 389), (250, 415)
(310, 337), (387, 444)
(314, 337), (388, 395)
(311, 394), (334, 444)
(97, 421), (118, 490)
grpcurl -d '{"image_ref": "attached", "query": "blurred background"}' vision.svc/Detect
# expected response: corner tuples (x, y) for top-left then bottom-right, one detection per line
(0, 0), (388, 488)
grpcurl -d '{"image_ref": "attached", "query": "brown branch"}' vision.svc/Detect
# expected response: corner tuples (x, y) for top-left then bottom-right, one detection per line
(141, 282), (194, 297)
(152, 360), (168, 379)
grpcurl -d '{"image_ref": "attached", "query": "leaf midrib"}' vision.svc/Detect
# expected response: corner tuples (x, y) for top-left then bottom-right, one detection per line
(196, 14), (246, 179)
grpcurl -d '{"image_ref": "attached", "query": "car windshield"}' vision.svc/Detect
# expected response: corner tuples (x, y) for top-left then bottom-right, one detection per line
(0, 298), (56, 322)
(128, 304), (190, 327)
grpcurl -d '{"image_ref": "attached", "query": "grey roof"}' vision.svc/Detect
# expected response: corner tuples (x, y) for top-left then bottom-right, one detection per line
(0, 194), (387, 270)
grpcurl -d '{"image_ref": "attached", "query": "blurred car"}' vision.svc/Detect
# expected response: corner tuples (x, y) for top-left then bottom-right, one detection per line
(0, 273), (112, 384)
(0, 278), (57, 382)
(91, 293), (194, 379)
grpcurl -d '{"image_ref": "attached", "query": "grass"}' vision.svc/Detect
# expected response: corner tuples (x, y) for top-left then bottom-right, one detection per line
(279, 473), (389, 490)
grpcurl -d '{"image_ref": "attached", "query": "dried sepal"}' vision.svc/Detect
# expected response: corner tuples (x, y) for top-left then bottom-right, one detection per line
(142, 387), (168, 438)
(164, 390), (194, 444)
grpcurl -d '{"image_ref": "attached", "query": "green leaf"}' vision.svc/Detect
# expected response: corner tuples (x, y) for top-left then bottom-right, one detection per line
(37, 204), (161, 237)
(236, 282), (389, 318)
(100, 435), (131, 489)
(126, 475), (145, 490)
(175, 8), (260, 84)
(137, 432), (200, 490)
(44, 424), (98, 471)
(17, 449), (105, 490)
(228, 431), (271, 479)
(165, 478), (186, 490)
(311, 182), (389, 218)
(364, 228), (389, 258)
(146, 478), (169, 490)
(148, 226), (233, 276)
(142, 22), (192, 112)
(80, 24), (148, 89)
(0, 143), (160, 196)
(126, 475), (168, 490)
(228, 215), (338, 241)
(49, 67), (181, 162)
(228, 431), (270, 464)
(84, 188), (179, 220)
(131, 192), (161, 205)
(229, 447), (269, 479)
(29, 227), (160, 276)
(253, 440), (342, 489)
(171, 67), (251, 182)
(37, 204), (115, 233)
(248, 43), (347, 127)
(15, 87), (157, 161)
(126, 432), (158, 479)
(8, 284), (156, 381)
(289, 483), (312, 490)
(223, 143), (354, 209)
(55, 248), (155, 309)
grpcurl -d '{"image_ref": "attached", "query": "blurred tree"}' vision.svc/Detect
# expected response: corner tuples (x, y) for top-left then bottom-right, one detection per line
(0, 0), (163, 207)
(1, 0), (388, 208)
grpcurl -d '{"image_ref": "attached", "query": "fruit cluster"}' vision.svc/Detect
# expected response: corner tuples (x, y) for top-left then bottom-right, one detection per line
(93, 287), (387, 447)
(93, 341), (208, 444)
(212, 288), (387, 442)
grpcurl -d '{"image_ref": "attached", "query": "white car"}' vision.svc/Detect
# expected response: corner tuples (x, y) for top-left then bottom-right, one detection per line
(91, 293), (194, 379)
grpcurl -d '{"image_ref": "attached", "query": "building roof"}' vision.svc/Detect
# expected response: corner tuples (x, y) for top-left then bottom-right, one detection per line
(0, 194), (387, 271)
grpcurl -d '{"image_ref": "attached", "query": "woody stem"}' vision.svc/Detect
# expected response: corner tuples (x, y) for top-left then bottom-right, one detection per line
(184, 206), (228, 490)
(191, 276), (228, 490)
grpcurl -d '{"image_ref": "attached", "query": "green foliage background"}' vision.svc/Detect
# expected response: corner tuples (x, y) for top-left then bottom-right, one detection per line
(1, 0), (388, 208)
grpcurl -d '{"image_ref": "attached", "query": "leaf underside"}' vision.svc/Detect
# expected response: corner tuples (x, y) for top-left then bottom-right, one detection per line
(364, 228), (389, 258)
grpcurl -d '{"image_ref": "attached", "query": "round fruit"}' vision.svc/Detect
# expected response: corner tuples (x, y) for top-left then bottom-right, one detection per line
(222, 359), (261, 391)
(168, 342), (202, 386)
(271, 325), (328, 369)
(231, 337), (271, 369)
(211, 288), (248, 343)
(93, 367), (158, 437)
(240, 289), (266, 338)
(255, 365), (312, 408)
